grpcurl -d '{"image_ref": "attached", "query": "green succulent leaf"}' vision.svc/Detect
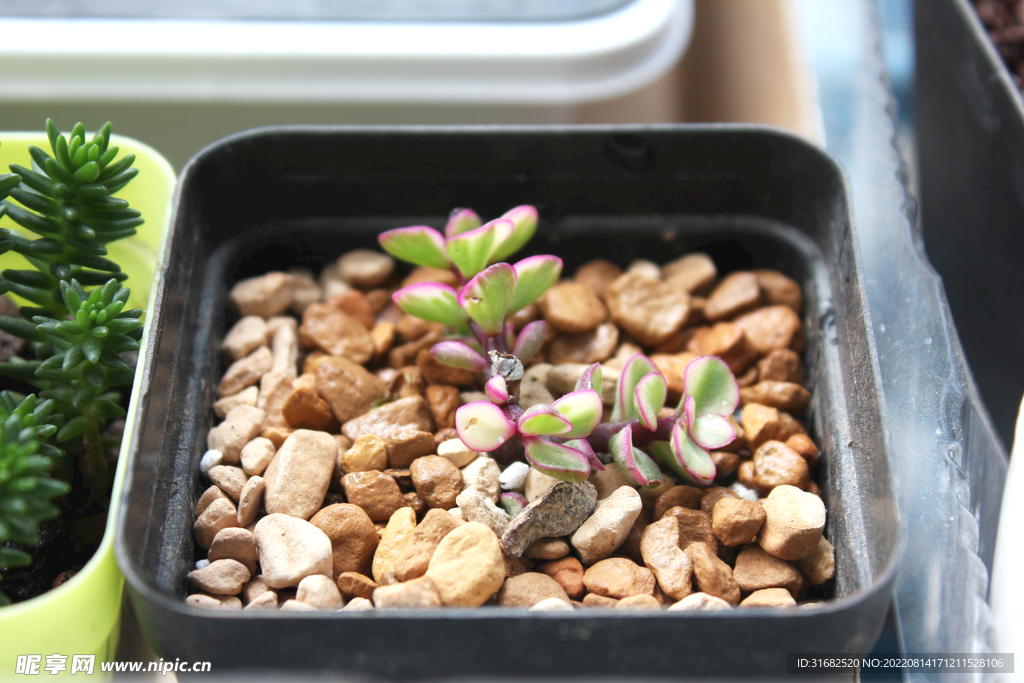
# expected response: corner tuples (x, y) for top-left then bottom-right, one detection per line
(430, 340), (487, 372)
(455, 401), (516, 452)
(392, 282), (469, 327)
(522, 436), (590, 483)
(633, 372), (667, 431)
(444, 208), (482, 237)
(608, 424), (663, 487)
(681, 355), (740, 417)
(507, 255), (562, 315)
(611, 353), (660, 422)
(518, 403), (572, 437)
(511, 320), (546, 363)
(378, 226), (450, 270)
(446, 220), (510, 279)
(489, 205), (538, 263)
(551, 389), (603, 439)
(458, 263), (516, 336)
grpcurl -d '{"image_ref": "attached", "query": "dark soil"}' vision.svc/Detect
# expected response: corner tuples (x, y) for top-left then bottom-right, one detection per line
(974, 0), (1024, 91)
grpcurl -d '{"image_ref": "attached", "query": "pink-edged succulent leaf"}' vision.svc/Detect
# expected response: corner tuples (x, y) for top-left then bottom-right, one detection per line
(682, 355), (740, 417)
(512, 320), (547, 362)
(499, 492), (527, 517)
(392, 282), (468, 327)
(669, 420), (717, 486)
(518, 403), (572, 437)
(378, 225), (450, 270)
(565, 437), (604, 471)
(633, 372), (668, 431)
(444, 208), (482, 237)
(552, 389), (603, 439)
(485, 375), (509, 404)
(430, 340), (487, 372)
(458, 262), (516, 335)
(489, 205), (539, 262)
(575, 362), (603, 392)
(446, 219), (510, 279)
(608, 424), (664, 487)
(682, 395), (696, 429)
(508, 255), (562, 315)
(455, 401), (517, 452)
(689, 414), (736, 450)
(611, 353), (660, 422)
(522, 436), (591, 482)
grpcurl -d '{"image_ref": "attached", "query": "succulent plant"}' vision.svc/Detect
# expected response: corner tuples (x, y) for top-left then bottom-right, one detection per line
(381, 205), (739, 487)
(0, 392), (68, 606)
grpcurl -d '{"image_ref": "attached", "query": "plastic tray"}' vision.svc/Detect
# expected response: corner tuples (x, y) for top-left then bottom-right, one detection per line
(115, 125), (900, 677)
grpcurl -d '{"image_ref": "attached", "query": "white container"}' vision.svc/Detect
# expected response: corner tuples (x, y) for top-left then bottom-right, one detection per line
(0, 0), (693, 168)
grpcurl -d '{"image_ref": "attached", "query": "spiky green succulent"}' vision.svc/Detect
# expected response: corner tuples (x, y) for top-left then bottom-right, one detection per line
(1, 119), (142, 321)
(0, 392), (67, 606)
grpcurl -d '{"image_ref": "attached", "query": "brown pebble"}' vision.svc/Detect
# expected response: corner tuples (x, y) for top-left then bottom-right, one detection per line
(373, 576), (443, 609)
(738, 460), (757, 489)
(300, 303), (374, 364)
(605, 273), (691, 346)
(388, 329), (443, 369)
(700, 487), (739, 515)
(195, 485), (229, 517)
(410, 456), (463, 510)
(537, 282), (608, 334)
(662, 507), (718, 552)
(187, 594), (242, 610)
(758, 485), (826, 560)
(741, 381), (811, 413)
(796, 536), (835, 585)
(740, 587), (797, 607)
(574, 259), (623, 300)
(741, 402), (789, 451)
(425, 385), (460, 430)
(757, 349), (806, 385)
(733, 305), (804, 355)
(663, 253), (717, 293)
(711, 497), (767, 547)
(240, 437), (276, 476)
(207, 465), (248, 501)
(417, 348), (477, 386)
(207, 404), (267, 465)
(755, 269), (802, 312)
(581, 593), (620, 608)
(281, 385), (338, 431)
(188, 559), (251, 596)
(651, 353), (699, 402)
(310, 503), (380, 577)
(685, 542), (740, 605)
(582, 557), (656, 599)
(537, 556), (586, 599)
(386, 429), (437, 469)
(753, 440), (811, 493)
(315, 356), (389, 424)
(690, 322), (758, 374)
(236, 476), (265, 527)
(704, 272), (761, 321)
(524, 537), (571, 561)
(264, 429), (337, 520)
(733, 544), (802, 595)
(222, 316), (269, 361)
(342, 470), (407, 523)
(710, 451), (741, 479)
(426, 522), (505, 607)
(653, 485), (703, 520)
(213, 386), (259, 420)
(328, 289), (376, 331)
(341, 434), (389, 473)
(615, 594), (662, 610)
(547, 323), (620, 365)
(229, 272), (295, 318)
(337, 571), (377, 600)
(218, 346), (273, 398)
(193, 498), (238, 549)
(785, 434), (820, 468)
(497, 572), (571, 607)
(394, 509), (462, 583)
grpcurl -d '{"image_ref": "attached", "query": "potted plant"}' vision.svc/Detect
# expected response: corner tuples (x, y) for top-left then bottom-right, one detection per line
(116, 125), (900, 678)
(0, 123), (175, 673)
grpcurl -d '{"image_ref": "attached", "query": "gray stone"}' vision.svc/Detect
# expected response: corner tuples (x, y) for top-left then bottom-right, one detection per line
(501, 481), (598, 557)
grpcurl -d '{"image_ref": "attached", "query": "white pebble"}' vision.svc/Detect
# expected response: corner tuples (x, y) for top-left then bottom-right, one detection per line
(529, 597), (575, 612)
(194, 559), (211, 570)
(728, 481), (760, 501)
(200, 450), (224, 475)
(499, 462), (530, 492)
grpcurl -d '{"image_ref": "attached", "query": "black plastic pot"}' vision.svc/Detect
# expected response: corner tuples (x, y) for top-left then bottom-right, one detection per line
(116, 125), (900, 678)
(917, 0), (1024, 451)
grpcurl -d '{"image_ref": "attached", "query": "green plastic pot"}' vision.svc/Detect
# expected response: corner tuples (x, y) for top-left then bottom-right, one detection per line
(0, 132), (175, 676)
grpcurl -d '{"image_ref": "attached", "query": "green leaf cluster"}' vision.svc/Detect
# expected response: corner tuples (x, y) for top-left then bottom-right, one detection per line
(1, 120), (141, 321)
(0, 392), (68, 606)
